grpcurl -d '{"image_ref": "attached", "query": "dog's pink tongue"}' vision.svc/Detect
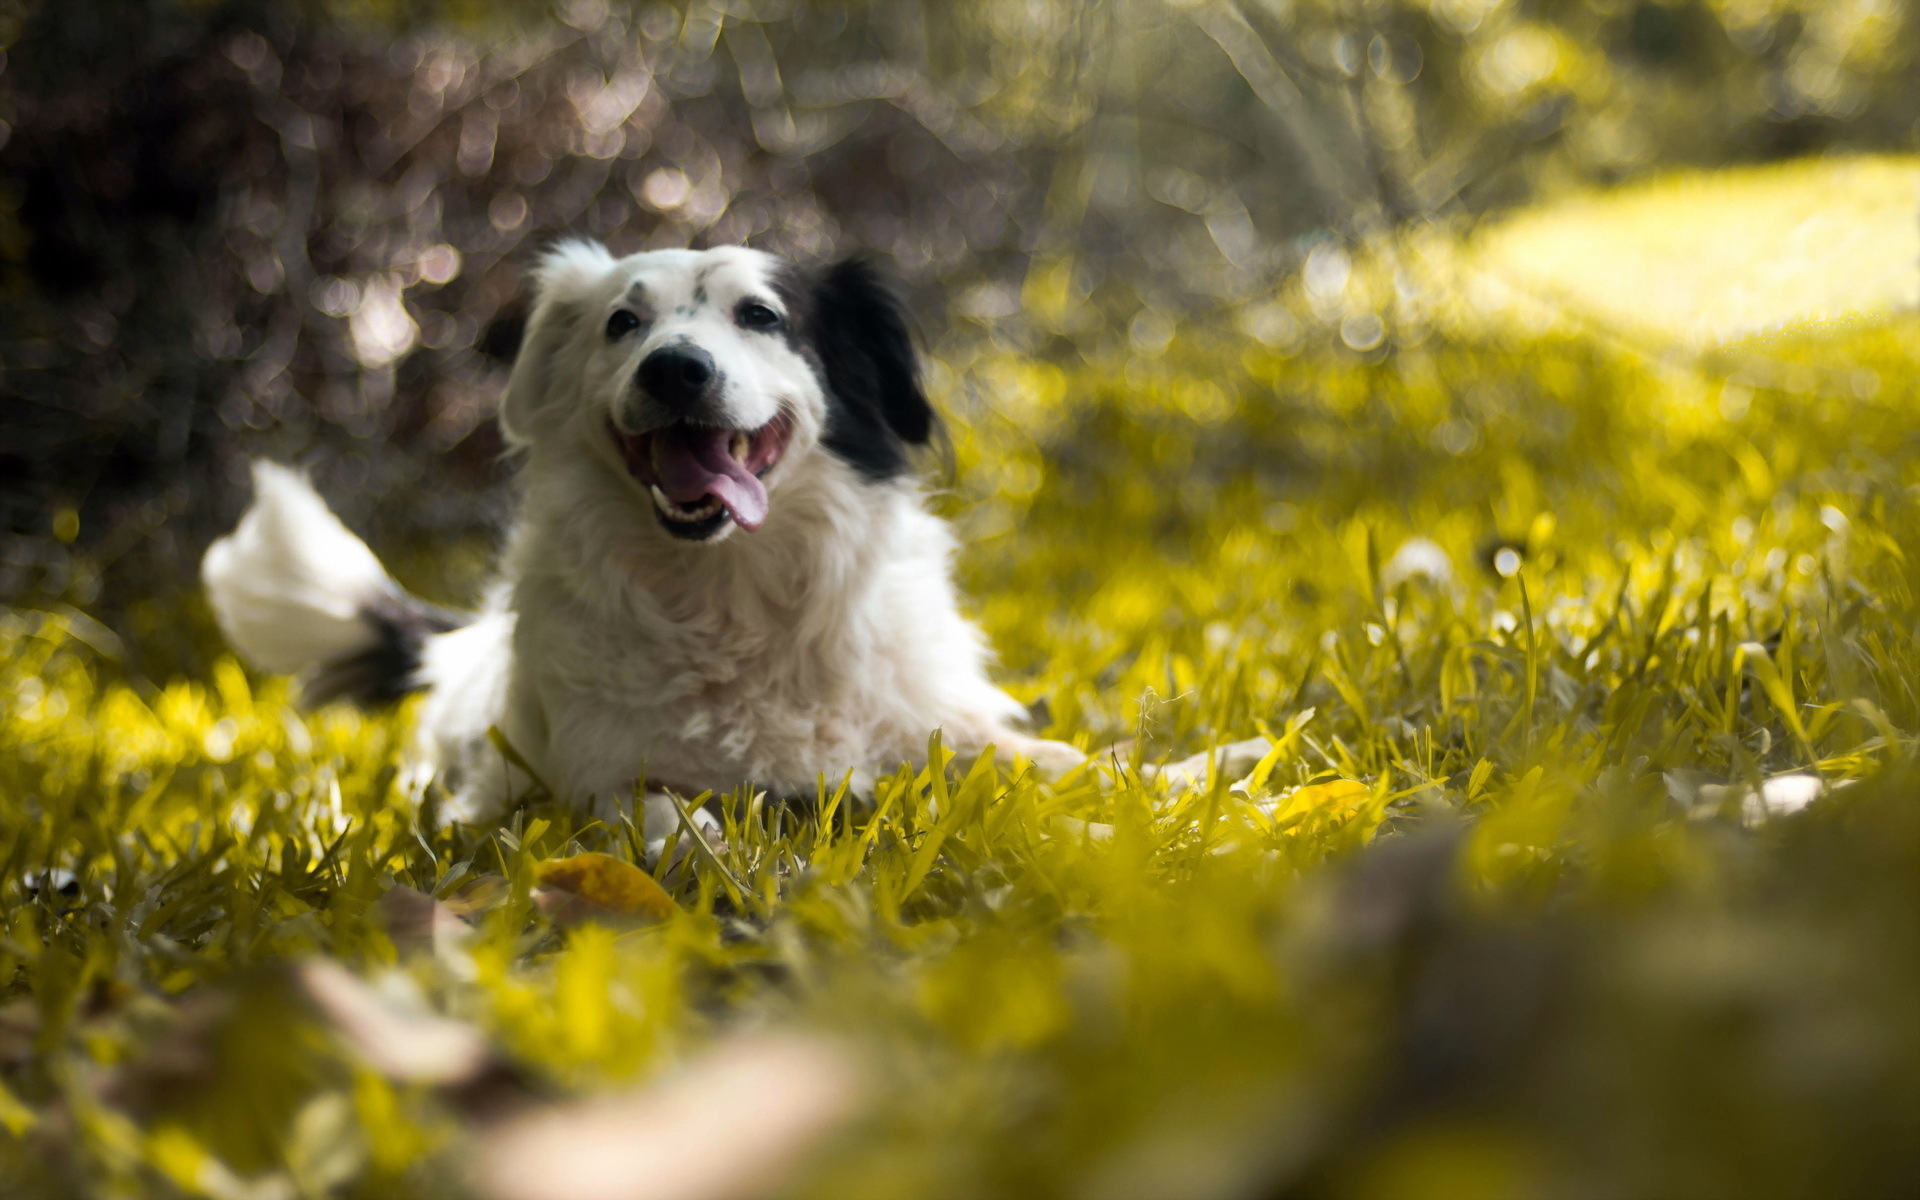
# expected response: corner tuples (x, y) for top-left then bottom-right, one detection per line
(651, 428), (768, 531)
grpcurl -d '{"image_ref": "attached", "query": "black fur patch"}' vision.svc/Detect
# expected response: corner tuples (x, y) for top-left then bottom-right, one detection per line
(303, 589), (470, 709)
(478, 313), (526, 363)
(779, 257), (938, 482)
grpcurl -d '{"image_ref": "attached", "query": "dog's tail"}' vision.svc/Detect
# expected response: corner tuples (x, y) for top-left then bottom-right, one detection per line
(201, 461), (469, 707)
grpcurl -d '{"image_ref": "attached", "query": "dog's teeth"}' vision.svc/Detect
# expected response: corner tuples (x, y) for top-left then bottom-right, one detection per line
(650, 484), (724, 524)
(730, 431), (749, 462)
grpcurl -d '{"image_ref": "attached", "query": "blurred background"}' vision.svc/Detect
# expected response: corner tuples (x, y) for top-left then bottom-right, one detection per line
(7, 6), (1920, 1198)
(2, 0), (1914, 664)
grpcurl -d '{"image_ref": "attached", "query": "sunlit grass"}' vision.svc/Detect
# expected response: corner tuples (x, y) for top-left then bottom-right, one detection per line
(1443, 154), (1920, 349)
(9, 197), (1920, 1195)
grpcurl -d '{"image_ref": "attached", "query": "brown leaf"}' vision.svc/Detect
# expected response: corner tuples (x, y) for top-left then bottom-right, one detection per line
(377, 884), (480, 980)
(532, 853), (677, 926)
(296, 960), (489, 1086)
(443, 873), (509, 919)
(379, 885), (470, 947)
(472, 1035), (866, 1200)
(1270, 778), (1370, 822)
(0, 999), (37, 1067)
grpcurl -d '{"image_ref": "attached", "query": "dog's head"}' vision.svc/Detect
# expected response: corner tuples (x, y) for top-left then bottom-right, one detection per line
(497, 241), (935, 543)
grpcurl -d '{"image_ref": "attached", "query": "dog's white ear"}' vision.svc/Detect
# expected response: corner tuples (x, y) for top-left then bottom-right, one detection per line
(497, 240), (616, 447)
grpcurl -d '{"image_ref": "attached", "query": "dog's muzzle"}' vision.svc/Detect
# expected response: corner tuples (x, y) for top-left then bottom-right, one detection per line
(610, 413), (794, 540)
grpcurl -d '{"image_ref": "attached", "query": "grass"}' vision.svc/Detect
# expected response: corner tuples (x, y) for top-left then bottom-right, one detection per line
(9, 189), (1920, 1195)
(1450, 156), (1920, 350)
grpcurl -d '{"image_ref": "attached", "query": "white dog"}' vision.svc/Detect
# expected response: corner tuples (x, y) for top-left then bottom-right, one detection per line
(203, 242), (1083, 848)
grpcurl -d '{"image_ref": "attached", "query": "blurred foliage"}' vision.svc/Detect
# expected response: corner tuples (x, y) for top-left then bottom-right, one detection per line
(5, 0), (1920, 1196)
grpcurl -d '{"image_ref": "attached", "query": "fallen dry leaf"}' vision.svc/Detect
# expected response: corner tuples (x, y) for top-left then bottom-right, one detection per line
(472, 1034), (866, 1200)
(1263, 778), (1371, 824)
(532, 852), (677, 926)
(443, 873), (509, 919)
(380, 883), (471, 943)
(378, 884), (479, 980)
(0, 999), (37, 1067)
(297, 959), (489, 1085)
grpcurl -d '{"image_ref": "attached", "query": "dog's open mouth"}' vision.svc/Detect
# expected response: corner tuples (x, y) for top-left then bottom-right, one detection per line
(611, 413), (793, 539)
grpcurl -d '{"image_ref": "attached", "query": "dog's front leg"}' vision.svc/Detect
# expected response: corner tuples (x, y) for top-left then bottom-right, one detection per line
(986, 730), (1087, 781)
(433, 670), (550, 828)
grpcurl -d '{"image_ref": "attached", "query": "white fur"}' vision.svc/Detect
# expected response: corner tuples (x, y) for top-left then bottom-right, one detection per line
(206, 243), (1082, 847)
(201, 460), (393, 674)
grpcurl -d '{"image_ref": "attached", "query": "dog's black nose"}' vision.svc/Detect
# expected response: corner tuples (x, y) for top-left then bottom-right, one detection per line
(638, 345), (717, 410)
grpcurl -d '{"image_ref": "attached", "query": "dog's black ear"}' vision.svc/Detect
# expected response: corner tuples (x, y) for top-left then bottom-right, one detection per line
(498, 240), (615, 446)
(805, 257), (936, 478)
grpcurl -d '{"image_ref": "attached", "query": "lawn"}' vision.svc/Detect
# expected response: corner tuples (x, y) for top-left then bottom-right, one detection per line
(6, 160), (1920, 1199)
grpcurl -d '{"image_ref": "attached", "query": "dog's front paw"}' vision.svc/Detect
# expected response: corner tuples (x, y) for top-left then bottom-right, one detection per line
(637, 790), (725, 866)
(433, 777), (511, 830)
(1144, 736), (1275, 794)
(994, 733), (1087, 781)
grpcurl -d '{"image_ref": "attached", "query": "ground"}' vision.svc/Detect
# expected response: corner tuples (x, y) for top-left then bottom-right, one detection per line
(5, 160), (1920, 1199)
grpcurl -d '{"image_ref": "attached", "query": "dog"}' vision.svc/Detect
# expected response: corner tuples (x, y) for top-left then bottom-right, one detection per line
(202, 242), (1084, 850)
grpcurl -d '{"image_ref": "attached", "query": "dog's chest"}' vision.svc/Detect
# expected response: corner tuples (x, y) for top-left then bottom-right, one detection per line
(520, 582), (887, 795)
(564, 613), (817, 706)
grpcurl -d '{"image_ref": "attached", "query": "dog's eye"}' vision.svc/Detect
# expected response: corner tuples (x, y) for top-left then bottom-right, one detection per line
(737, 302), (782, 331)
(606, 310), (641, 340)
